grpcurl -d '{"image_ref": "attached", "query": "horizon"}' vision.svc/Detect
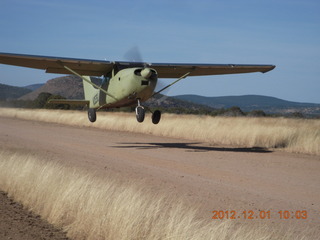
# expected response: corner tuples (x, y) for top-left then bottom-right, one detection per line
(1, 0), (319, 104)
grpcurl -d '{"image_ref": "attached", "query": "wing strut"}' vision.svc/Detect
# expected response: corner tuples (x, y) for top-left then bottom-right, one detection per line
(152, 72), (191, 97)
(61, 63), (118, 101)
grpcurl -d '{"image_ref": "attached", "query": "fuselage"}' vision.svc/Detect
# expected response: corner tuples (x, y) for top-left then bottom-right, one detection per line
(93, 67), (158, 109)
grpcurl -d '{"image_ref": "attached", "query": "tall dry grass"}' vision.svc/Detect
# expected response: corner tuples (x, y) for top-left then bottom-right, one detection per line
(0, 108), (319, 155)
(0, 151), (309, 240)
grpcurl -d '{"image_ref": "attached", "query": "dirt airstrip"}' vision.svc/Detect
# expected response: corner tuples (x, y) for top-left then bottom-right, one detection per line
(0, 116), (320, 239)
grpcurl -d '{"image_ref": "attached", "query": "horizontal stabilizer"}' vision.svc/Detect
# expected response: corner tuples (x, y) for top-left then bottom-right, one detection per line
(48, 99), (89, 105)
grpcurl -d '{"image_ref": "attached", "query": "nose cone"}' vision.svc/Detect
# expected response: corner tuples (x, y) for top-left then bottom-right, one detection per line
(140, 68), (152, 79)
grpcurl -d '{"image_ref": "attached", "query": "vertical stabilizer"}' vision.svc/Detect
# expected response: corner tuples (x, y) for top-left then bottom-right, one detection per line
(82, 76), (100, 108)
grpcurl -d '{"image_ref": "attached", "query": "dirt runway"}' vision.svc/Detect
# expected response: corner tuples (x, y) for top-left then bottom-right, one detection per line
(1, 116), (320, 238)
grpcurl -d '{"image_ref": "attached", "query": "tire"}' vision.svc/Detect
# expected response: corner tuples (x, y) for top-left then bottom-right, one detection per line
(135, 106), (145, 123)
(88, 108), (97, 122)
(152, 110), (161, 124)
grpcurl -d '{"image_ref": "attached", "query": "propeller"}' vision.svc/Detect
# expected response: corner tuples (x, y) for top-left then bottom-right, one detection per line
(123, 46), (143, 63)
(123, 46), (170, 102)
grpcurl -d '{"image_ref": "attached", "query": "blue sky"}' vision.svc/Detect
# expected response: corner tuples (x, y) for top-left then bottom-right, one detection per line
(1, 0), (320, 103)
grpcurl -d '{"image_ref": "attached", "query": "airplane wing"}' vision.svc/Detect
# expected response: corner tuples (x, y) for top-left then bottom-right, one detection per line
(0, 52), (113, 76)
(0, 52), (275, 78)
(144, 62), (275, 78)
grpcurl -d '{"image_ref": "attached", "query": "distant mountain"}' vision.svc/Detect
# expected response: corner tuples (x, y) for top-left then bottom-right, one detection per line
(24, 83), (44, 91)
(20, 75), (84, 100)
(145, 94), (214, 112)
(173, 94), (320, 116)
(0, 83), (31, 100)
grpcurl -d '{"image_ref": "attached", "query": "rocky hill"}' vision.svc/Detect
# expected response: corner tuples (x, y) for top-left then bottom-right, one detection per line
(24, 83), (45, 91)
(19, 75), (84, 100)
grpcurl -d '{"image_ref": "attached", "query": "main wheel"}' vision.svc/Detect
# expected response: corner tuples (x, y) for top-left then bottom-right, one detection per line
(135, 106), (145, 123)
(88, 108), (97, 122)
(152, 110), (161, 124)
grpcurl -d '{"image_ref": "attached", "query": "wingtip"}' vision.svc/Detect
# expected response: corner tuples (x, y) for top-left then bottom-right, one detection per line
(262, 65), (276, 73)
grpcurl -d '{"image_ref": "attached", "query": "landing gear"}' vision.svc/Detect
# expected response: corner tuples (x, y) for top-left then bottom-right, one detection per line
(135, 99), (145, 123)
(135, 99), (161, 124)
(135, 99), (162, 124)
(88, 108), (96, 122)
(135, 106), (145, 123)
(152, 110), (161, 124)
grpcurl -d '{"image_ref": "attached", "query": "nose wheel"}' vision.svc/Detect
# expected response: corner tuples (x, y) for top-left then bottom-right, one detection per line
(135, 99), (161, 124)
(135, 99), (145, 123)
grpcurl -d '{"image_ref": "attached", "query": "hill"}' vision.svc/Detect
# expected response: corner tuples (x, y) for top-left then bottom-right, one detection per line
(144, 94), (214, 113)
(173, 94), (320, 116)
(24, 83), (44, 91)
(0, 83), (31, 100)
(20, 75), (84, 100)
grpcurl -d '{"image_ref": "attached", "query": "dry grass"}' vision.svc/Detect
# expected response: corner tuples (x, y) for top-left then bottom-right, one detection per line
(0, 108), (319, 155)
(0, 151), (309, 240)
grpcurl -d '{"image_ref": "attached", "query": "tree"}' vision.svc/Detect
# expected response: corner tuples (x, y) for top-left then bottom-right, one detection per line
(247, 110), (267, 117)
(221, 106), (245, 117)
(33, 92), (52, 108)
(290, 112), (304, 118)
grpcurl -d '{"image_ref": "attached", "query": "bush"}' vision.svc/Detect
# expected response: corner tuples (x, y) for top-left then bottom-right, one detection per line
(248, 110), (267, 117)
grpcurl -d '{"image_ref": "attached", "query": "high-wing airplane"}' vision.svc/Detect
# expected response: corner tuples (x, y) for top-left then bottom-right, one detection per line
(0, 52), (275, 124)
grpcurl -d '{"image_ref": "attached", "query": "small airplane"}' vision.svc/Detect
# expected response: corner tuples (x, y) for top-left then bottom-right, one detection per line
(0, 52), (275, 124)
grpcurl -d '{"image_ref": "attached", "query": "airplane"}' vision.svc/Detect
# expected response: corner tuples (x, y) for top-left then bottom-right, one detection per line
(0, 52), (275, 124)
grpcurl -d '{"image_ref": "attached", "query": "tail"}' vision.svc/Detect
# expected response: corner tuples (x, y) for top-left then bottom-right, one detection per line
(82, 76), (100, 108)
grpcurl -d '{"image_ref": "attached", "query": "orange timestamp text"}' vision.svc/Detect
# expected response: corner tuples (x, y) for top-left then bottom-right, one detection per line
(212, 210), (308, 220)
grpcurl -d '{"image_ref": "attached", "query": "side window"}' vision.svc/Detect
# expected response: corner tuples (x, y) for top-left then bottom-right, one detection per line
(101, 76), (110, 88)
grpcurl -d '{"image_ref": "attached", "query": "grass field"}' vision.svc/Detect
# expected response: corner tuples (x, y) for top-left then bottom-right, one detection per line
(1, 108), (319, 155)
(0, 150), (310, 240)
